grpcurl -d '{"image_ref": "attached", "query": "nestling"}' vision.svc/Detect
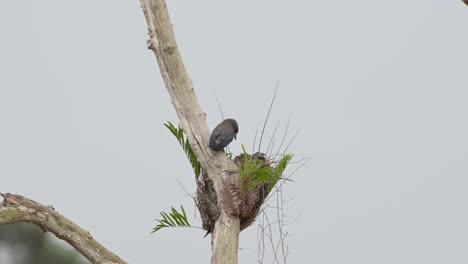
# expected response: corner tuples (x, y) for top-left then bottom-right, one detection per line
(209, 118), (239, 151)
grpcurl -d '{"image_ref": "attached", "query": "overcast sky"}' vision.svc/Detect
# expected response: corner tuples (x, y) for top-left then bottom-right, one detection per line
(1, 1), (468, 263)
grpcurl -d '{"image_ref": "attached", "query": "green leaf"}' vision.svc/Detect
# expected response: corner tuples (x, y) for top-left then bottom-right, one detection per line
(164, 121), (202, 179)
(180, 206), (189, 225)
(268, 154), (293, 191)
(238, 145), (293, 191)
(151, 206), (192, 234)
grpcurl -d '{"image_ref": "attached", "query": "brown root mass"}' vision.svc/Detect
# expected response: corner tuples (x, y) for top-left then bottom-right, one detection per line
(196, 171), (219, 236)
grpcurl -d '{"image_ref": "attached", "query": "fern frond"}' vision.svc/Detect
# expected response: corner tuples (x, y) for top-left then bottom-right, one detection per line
(151, 206), (191, 233)
(164, 121), (201, 178)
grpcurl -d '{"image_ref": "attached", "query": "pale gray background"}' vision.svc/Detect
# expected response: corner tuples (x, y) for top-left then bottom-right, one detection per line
(1, 1), (468, 263)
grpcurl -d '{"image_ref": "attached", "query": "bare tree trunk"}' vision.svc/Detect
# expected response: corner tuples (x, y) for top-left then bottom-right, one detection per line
(139, 1), (240, 264)
(0, 1), (241, 263)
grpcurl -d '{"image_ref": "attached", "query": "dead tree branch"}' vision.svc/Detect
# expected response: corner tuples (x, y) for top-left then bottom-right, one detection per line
(1, 1), (242, 263)
(139, 1), (240, 263)
(0, 193), (127, 264)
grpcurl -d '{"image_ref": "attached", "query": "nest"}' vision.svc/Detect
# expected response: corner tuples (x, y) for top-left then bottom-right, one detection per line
(196, 152), (273, 235)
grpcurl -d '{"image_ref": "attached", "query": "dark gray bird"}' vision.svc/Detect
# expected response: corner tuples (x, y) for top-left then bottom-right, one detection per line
(209, 118), (239, 151)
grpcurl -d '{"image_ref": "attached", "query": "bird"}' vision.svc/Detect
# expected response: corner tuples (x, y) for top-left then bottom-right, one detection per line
(209, 118), (239, 151)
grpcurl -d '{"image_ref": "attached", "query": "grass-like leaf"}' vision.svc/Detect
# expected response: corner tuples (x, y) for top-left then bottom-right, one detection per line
(151, 206), (191, 233)
(269, 154), (293, 191)
(238, 145), (293, 191)
(164, 121), (201, 179)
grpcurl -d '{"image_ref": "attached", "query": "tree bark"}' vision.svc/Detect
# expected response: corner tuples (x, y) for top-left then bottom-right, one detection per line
(139, 1), (240, 263)
(0, 193), (127, 264)
(0, 1), (241, 264)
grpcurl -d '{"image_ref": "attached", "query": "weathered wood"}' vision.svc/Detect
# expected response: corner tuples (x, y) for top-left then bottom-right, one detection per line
(0, 2), (242, 263)
(0, 193), (127, 264)
(139, 1), (240, 263)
